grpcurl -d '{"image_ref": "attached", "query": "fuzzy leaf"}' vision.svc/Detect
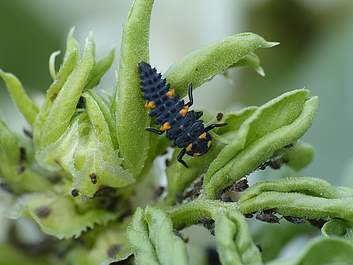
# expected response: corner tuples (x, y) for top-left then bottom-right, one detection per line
(239, 177), (353, 223)
(33, 28), (79, 146)
(0, 70), (39, 125)
(267, 238), (353, 265)
(39, 33), (95, 147)
(127, 207), (189, 265)
(165, 33), (278, 96)
(204, 90), (318, 198)
(85, 48), (115, 90)
(215, 210), (263, 265)
(114, 0), (154, 177)
(21, 192), (116, 239)
(84, 90), (118, 148)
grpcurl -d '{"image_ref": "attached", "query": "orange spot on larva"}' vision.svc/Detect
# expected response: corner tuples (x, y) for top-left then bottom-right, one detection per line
(179, 106), (189, 117)
(160, 122), (171, 131)
(199, 132), (207, 139)
(145, 101), (156, 109)
(166, 89), (175, 97)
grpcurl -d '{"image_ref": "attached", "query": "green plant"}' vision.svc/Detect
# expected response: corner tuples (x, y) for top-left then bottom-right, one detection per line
(1, 1), (353, 264)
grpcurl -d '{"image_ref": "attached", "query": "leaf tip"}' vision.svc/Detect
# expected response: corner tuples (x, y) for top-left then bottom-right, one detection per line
(266, 41), (280, 48)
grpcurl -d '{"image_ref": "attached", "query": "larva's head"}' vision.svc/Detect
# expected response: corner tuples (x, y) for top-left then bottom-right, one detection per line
(185, 132), (212, 156)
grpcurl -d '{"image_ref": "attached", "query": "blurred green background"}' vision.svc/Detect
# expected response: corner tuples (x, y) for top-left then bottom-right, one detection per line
(1, 0), (353, 262)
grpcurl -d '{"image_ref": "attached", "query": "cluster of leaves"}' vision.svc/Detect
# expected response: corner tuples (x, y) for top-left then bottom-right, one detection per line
(1, 0), (353, 264)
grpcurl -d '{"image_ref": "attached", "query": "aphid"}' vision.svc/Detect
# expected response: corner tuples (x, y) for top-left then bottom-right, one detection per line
(89, 172), (97, 184)
(138, 61), (226, 168)
(107, 244), (121, 258)
(19, 146), (26, 163)
(35, 206), (51, 218)
(23, 128), (33, 138)
(223, 178), (249, 193)
(216, 112), (224, 121)
(283, 216), (305, 224)
(71, 189), (79, 197)
(256, 211), (280, 223)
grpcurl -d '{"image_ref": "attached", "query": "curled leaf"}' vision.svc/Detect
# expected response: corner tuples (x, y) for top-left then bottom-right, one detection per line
(321, 219), (353, 242)
(215, 210), (263, 265)
(39, 33), (95, 147)
(127, 207), (189, 265)
(165, 33), (278, 96)
(239, 177), (353, 223)
(204, 90), (319, 199)
(114, 0), (154, 177)
(49, 50), (61, 80)
(0, 70), (39, 126)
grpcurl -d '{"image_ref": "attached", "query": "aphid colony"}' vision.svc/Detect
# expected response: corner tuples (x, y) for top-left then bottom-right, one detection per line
(138, 61), (226, 168)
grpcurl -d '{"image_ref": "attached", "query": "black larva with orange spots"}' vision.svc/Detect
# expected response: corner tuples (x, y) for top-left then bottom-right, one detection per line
(138, 61), (226, 168)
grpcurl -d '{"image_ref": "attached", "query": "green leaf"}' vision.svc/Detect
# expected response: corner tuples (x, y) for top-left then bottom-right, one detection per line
(66, 223), (132, 265)
(0, 70), (39, 126)
(239, 177), (353, 223)
(322, 219), (353, 242)
(165, 33), (278, 96)
(39, 33), (95, 147)
(267, 238), (353, 265)
(114, 0), (154, 177)
(84, 90), (118, 148)
(33, 28), (79, 146)
(215, 210), (263, 265)
(204, 90), (319, 199)
(21, 192), (116, 239)
(85, 48), (115, 90)
(127, 207), (189, 265)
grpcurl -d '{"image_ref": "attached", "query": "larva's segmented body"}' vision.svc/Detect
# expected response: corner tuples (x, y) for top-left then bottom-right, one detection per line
(138, 61), (226, 168)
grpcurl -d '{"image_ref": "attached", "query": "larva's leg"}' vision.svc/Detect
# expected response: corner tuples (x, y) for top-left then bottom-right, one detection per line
(185, 83), (193, 107)
(145, 127), (164, 135)
(177, 148), (189, 168)
(204, 123), (227, 132)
